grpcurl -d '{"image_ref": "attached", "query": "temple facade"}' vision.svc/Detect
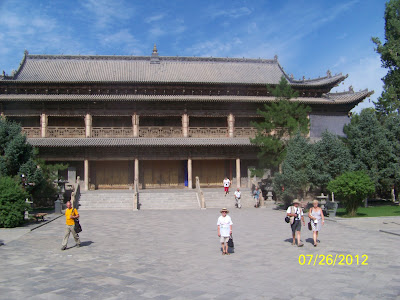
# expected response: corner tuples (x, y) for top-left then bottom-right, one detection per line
(0, 47), (373, 190)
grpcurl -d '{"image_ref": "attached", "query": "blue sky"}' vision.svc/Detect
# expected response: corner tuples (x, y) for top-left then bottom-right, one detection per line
(0, 0), (387, 112)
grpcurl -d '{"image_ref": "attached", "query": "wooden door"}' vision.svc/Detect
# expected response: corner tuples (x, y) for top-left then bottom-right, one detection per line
(193, 160), (226, 187)
(143, 161), (181, 188)
(95, 161), (130, 189)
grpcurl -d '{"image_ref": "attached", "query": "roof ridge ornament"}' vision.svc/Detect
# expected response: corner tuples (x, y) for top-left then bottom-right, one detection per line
(327, 70), (331, 78)
(150, 43), (160, 64)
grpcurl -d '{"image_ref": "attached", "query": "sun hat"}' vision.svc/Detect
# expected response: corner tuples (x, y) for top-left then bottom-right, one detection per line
(220, 208), (229, 213)
(292, 199), (300, 204)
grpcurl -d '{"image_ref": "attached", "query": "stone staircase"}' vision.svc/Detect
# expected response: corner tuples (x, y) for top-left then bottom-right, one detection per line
(202, 188), (256, 208)
(138, 189), (199, 210)
(78, 188), (259, 210)
(79, 190), (134, 210)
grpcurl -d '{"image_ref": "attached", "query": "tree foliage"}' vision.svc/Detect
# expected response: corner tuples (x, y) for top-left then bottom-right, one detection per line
(251, 76), (311, 167)
(372, 0), (400, 116)
(0, 118), (65, 207)
(273, 134), (314, 207)
(343, 109), (400, 198)
(327, 171), (375, 216)
(0, 176), (29, 228)
(309, 131), (354, 192)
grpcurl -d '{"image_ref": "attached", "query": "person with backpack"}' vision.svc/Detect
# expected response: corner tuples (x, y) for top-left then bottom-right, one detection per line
(61, 201), (81, 250)
(286, 199), (305, 247)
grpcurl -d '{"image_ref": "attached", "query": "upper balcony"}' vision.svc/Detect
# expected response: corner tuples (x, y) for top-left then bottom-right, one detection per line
(21, 126), (258, 138)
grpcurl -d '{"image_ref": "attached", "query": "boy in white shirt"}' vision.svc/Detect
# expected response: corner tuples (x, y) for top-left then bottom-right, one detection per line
(223, 177), (231, 196)
(234, 188), (241, 208)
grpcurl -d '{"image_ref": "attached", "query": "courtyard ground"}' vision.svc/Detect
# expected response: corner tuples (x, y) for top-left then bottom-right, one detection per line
(0, 206), (399, 299)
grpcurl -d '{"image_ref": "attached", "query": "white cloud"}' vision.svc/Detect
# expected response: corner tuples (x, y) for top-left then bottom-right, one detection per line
(98, 29), (140, 54)
(331, 54), (386, 113)
(210, 7), (252, 18)
(145, 14), (165, 23)
(186, 38), (242, 57)
(80, 0), (134, 29)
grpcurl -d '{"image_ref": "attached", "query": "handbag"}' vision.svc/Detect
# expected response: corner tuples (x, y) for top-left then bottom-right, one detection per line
(285, 216), (290, 223)
(228, 234), (234, 248)
(308, 221), (312, 231)
(71, 208), (82, 233)
(74, 219), (82, 233)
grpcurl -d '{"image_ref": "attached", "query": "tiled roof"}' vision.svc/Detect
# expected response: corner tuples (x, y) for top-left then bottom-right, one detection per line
(27, 137), (254, 147)
(0, 89), (373, 105)
(6, 54), (345, 87)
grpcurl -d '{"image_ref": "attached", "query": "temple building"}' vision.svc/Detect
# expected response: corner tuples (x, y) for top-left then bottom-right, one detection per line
(0, 46), (373, 190)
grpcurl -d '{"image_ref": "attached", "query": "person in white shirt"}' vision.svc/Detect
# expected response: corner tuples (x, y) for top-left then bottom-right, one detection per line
(223, 177), (231, 196)
(217, 208), (233, 255)
(234, 188), (241, 208)
(286, 199), (305, 247)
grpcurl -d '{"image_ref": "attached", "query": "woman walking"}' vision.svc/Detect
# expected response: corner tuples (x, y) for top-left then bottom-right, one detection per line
(308, 200), (325, 247)
(217, 208), (233, 255)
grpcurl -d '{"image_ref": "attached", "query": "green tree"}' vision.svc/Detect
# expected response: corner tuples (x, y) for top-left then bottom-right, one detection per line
(273, 134), (314, 207)
(0, 176), (29, 228)
(251, 76), (311, 168)
(327, 171), (375, 217)
(0, 118), (64, 206)
(343, 109), (400, 198)
(309, 131), (354, 192)
(372, 0), (400, 116)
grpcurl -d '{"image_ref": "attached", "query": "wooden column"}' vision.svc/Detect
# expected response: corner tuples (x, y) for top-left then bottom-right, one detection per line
(40, 113), (48, 138)
(134, 158), (139, 187)
(85, 114), (92, 138)
(228, 113), (235, 138)
(188, 158), (192, 189)
(84, 159), (89, 191)
(307, 114), (310, 138)
(236, 158), (241, 188)
(182, 113), (189, 137)
(132, 113), (139, 137)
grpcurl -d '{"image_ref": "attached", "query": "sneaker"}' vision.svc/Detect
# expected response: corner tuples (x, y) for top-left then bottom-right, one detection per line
(61, 246), (66, 251)
(298, 243), (304, 247)
(76, 244), (80, 248)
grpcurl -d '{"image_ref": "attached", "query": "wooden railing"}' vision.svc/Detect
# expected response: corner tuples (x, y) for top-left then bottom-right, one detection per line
(23, 126), (260, 138)
(92, 127), (133, 138)
(47, 126), (85, 138)
(139, 126), (182, 138)
(21, 127), (41, 138)
(189, 127), (228, 138)
(234, 127), (258, 138)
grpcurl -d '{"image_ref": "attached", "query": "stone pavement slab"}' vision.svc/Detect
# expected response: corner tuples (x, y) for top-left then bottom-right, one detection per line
(0, 207), (399, 299)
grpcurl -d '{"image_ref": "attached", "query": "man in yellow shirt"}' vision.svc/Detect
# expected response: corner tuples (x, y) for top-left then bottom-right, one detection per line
(61, 201), (81, 250)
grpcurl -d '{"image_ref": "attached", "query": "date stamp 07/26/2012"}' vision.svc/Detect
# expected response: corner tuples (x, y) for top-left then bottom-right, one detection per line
(299, 254), (368, 266)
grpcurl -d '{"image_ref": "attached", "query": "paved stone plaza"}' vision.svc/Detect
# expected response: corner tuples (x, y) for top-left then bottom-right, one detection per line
(1, 206), (400, 299)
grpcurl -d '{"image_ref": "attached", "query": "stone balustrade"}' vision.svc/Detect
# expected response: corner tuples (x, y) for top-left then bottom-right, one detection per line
(234, 127), (258, 138)
(92, 127), (133, 138)
(21, 127), (41, 138)
(139, 126), (182, 138)
(189, 127), (228, 138)
(47, 126), (85, 138)
(23, 126), (260, 138)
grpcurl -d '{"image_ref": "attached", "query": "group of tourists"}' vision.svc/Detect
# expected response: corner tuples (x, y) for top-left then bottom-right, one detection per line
(60, 188), (324, 253)
(286, 199), (325, 247)
(223, 177), (262, 209)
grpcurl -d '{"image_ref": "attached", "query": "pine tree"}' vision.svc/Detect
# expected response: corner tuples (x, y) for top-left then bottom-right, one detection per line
(372, 0), (400, 116)
(250, 77), (311, 168)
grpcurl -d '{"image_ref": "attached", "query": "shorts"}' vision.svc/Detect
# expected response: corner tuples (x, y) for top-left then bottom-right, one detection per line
(220, 236), (230, 243)
(224, 187), (229, 192)
(291, 220), (301, 234)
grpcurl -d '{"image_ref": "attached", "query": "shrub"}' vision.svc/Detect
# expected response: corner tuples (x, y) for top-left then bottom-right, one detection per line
(327, 171), (375, 217)
(0, 176), (29, 228)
